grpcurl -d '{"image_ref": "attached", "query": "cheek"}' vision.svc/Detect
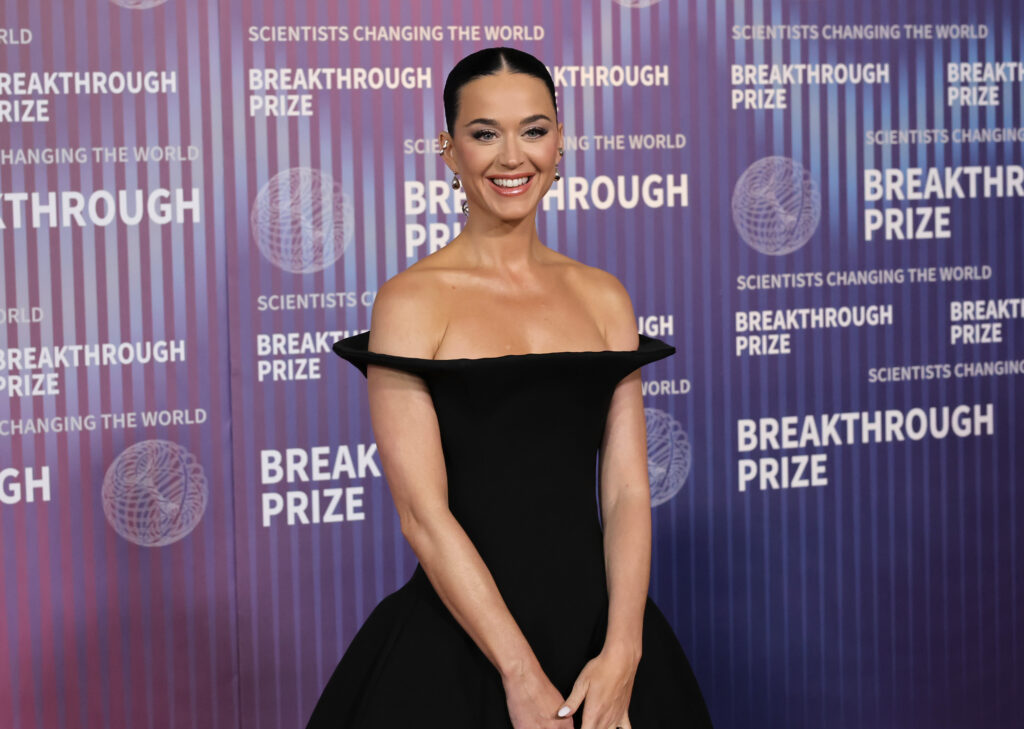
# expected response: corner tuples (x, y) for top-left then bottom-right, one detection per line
(541, 141), (560, 163)
(460, 149), (492, 175)
(512, 144), (554, 171)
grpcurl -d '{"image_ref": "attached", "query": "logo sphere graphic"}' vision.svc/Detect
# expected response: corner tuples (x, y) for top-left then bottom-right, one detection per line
(109, 0), (170, 8)
(250, 167), (355, 274)
(732, 156), (821, 255)
(645, 408), (691, 507)
(102, 439), (208, 547)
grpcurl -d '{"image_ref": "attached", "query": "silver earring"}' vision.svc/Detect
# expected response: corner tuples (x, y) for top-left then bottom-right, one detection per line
(554, 167), (561, 181)
(461, 200), (469, 216)
(451, 173), (461, 190)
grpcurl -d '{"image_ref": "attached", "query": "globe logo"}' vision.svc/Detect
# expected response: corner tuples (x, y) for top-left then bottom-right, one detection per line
(101, 439), (208, 547)
(645, 408), (691, 507)
(250, 167), (355, 274)
(731, 156), (821, 255)
(109, 0), (170, 8)
(613, 0), (663, 7)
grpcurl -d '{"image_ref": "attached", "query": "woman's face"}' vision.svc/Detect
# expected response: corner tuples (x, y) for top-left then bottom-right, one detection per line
(441, 70), (563, 223)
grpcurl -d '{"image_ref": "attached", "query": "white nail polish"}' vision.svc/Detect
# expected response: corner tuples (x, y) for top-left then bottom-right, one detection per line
(557, 706), (570, 717)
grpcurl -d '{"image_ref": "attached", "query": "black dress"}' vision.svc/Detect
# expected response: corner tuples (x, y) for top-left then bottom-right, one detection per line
(307, 330), (713, 728)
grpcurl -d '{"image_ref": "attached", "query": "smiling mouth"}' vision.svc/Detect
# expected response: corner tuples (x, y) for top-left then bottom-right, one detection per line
(487, 175), (534, 195)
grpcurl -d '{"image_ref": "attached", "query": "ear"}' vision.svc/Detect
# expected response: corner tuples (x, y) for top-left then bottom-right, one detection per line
(439, 131), (458, 174)
(557, 122), (565, 159)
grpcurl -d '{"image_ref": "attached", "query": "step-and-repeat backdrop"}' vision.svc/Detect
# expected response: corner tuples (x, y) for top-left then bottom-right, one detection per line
(2, 1), (1021, 727)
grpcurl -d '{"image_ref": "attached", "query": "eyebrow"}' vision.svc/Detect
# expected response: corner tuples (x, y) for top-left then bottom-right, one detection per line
(463, 114), (552, 127)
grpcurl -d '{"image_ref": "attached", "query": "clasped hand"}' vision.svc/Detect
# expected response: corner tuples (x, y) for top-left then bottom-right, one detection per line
(503, 647), (638, 729)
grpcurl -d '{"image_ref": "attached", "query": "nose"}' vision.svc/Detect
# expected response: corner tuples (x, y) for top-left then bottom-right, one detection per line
(498, 135), (522, 168)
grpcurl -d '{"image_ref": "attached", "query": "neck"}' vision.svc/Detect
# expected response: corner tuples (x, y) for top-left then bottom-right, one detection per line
(454, 211), (546, 272)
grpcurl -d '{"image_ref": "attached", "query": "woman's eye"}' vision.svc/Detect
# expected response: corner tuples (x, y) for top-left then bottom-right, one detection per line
(473, 130), (497, 141)
(524, 127), (548, 138)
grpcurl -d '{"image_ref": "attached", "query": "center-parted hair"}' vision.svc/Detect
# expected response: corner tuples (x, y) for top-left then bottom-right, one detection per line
(443, 47), (558, 132)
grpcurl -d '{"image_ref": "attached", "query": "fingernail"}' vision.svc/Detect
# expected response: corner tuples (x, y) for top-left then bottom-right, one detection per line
(557, 706), (571, 717)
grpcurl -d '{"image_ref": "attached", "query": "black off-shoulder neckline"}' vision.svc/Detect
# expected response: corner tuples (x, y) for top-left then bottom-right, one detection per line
(333, 330), (674, 365)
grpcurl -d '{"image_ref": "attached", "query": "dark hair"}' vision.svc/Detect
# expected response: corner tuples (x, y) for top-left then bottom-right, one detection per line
(443, 47), (558, 132)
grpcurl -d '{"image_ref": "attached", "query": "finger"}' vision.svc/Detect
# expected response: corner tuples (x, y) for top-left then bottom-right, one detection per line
(557, 676), (589, 718)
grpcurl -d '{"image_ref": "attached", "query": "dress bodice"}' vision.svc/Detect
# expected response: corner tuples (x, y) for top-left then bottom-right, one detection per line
(332, 330), (676, 666)
(331, 330), (675, 506)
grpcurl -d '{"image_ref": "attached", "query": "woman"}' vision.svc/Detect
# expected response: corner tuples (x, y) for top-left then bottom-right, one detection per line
(308, 47), (712, 729)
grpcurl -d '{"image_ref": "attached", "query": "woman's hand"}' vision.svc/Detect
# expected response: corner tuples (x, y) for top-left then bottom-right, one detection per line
(557, 645), (639, 729)
(502, 661), (576, 729)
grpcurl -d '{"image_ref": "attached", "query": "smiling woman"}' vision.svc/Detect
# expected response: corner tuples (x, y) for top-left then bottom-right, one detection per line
(307, 47), (713, 729)
(438, 48), (564, 220)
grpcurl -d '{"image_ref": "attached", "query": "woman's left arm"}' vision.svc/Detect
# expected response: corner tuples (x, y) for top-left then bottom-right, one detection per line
(597, 358), (652, 661)
(559, 272), (652, 729)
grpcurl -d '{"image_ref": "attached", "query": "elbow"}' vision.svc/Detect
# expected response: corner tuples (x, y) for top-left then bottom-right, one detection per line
(398, 510), (422, 546)
(603, 481), (652, 516)
(398, 504), (449, 552)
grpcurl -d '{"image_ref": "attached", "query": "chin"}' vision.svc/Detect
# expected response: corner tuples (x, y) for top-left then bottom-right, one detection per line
(490, 203), (539, 223)
(468, 193), (537, 221)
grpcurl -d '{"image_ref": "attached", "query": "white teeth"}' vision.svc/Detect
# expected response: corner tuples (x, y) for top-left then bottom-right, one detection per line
(491, 176), (529, 188)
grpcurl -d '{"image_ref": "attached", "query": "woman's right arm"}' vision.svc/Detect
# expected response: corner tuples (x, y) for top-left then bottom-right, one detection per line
(364, 276), (570, 728)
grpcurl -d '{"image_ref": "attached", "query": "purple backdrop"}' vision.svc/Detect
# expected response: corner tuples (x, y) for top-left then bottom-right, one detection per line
(1, 1), (1021, 728)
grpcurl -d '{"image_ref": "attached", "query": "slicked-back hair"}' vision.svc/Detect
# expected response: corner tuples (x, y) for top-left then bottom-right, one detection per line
(442, 46), (558, 132)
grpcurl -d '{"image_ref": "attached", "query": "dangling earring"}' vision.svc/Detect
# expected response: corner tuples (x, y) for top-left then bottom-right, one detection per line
(554, 147), (564, 181)
(461, 200), (469, 216)
(451, 173), (461, 189)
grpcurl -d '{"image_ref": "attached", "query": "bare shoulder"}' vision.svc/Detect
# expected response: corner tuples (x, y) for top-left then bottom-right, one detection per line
(368, 267), (448, 359)
(555, 255), (639, 351)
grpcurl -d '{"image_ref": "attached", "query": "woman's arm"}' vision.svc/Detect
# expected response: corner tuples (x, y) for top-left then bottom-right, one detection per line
(596, 300), (652, 662)
(364, 275), (570, 727)
(558, 271), (649, 728)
